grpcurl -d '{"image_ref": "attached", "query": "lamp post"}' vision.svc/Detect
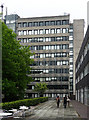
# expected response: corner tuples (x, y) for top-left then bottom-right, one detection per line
(0, 4), (4, 20)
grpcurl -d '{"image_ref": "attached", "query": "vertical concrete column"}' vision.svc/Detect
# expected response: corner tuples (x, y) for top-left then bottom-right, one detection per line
(78, 90), (79, 102)
(75, 90), (77, 100)
(81, 88), (83, 103)
(84, 87), (88, 105)
(73, 20), (84, 96)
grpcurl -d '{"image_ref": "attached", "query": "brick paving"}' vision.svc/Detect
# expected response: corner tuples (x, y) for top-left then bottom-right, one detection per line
(71, 100), (89, 120)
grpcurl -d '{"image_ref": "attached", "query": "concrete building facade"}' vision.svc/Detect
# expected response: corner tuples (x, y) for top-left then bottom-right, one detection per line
(75, 26), (89, 105)
(16, 15), (84, 98)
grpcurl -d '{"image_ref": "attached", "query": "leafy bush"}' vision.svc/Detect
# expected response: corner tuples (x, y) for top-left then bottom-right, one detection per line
(1, 97), (48, 110)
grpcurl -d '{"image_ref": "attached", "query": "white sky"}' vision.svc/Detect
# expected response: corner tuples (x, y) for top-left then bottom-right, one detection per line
(0, 0), (88, 33)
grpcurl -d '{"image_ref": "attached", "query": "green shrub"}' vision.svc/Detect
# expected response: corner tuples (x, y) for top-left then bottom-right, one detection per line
(1, 97), (48, 110)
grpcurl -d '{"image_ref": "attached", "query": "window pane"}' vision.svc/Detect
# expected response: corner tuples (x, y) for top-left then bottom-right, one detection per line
(28, 22), (32, 27)
(45, 21), (49, 26)
(56, 29), (61, 33)
(34, 22), (38, 26)
(56, 20), (61, 25)
(50, 21), (55, 25)
(51, 29), (55, 34)
(45, 29), (49, 34)
(39, 21), (43, 26)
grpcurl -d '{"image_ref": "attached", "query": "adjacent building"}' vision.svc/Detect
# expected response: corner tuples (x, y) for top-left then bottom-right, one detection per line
(75, 25), (89, 105)
(87, 1), (89, 26)
(4, 14), (20, 33)
(73, 19), (84, 95)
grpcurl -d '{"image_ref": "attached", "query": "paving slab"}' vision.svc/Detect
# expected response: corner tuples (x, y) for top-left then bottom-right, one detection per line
(71, 100), (89, 120)
(24, 100), (85, 120)
(1, 100), (88, 120)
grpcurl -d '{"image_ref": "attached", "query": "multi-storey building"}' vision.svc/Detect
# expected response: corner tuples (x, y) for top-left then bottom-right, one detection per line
(17, 15), (70, 98)
(16, 15), (84, 99)
(5, 14), (84, 99)
(4, 14), (20, 33)
(75, 25), (89, 105)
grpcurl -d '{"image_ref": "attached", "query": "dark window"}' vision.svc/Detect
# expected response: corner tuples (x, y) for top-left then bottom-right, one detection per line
(50, 21), (55, 25)
(28, 22), (32, 27)
(70, 40), (73, 43)
(18, 23), (22, 27)
(70, 48), (73, 51)
(39, 21), (44, 26)
(39, 46), (43, 50)
(23, 22), (27, 27)
(34, 22), (38, 26)
(70, 62), (73, 65)
(45, 21), (49, 26)
(56, 20), (61, 25)
(69, 55), (73, 58)
(51, 37), (55, 41)
(32, 22), (35, 26)
(70, 25), (73, 29)
(62, 36), (69, 41)
(70, 32), (73, 36)
(62, 20), (69, 25)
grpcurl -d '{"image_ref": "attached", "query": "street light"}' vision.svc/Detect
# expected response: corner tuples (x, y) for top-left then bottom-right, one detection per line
(0, 4), (4, 20)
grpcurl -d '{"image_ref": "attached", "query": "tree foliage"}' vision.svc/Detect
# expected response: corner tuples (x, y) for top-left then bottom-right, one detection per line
(34, 83), (47, 97)
(2, 22), (34, 102)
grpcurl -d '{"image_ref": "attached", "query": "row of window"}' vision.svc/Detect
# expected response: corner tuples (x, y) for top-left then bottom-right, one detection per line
(19, 36), (69, 43)
(18, 28), (69, 36)
(18, 20), (69, 27)
(32, 61), (73, 66)
(31, 93), (68, 98)
(47, 85), (68, 89)
(31, 68), (69, 74)
(76, 86), (89, 105)
(30, 44), (69, 51)
(28, 85), (68, 90)
(30, 52), (69, 58)
(76, 41), (89, 73)
(32, 76), (69, 82)
(31, 60), (69, 66)
(76, 62), (89, 84)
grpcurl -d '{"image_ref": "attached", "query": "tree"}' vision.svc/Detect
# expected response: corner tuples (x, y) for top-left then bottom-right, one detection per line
(34, 83), (47, 97)
(2, 22), (34, 102)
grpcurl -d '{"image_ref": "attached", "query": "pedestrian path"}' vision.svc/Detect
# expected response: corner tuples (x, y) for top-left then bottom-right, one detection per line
(24, 100), (87, 120)
(71, 100), (89, 120)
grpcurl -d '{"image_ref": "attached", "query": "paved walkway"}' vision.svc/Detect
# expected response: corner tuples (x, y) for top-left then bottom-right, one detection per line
(24, 100), (87, 120)
(2, 100), (88, 120)
(71, 100), (89, 120)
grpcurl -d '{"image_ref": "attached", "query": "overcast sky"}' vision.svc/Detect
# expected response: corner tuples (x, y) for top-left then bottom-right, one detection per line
(0, 0), (88, 33)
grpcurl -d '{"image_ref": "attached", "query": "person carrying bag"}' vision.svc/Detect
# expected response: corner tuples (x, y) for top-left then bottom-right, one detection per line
(67, 96), (70, 107)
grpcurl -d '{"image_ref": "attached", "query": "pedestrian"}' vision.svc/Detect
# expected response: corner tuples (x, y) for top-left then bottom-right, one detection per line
(63, 95), (67, 108)
(67, 96), (70, 107)
(56, 96), (60, 108)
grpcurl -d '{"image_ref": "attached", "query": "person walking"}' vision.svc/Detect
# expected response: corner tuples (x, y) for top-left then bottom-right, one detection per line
(56, 96), (60, 108)
(67, 96), (70, 107)
(63, 95), (67, 108)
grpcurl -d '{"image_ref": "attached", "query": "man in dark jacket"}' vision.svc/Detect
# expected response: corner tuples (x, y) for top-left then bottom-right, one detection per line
(63, 95), (67, 108)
